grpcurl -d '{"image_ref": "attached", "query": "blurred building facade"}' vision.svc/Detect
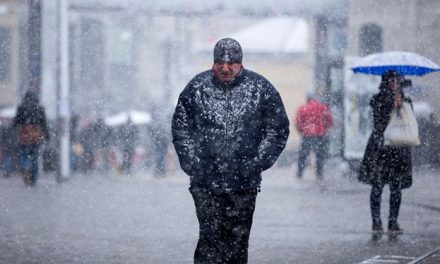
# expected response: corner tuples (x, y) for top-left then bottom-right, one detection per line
(11, 0), (440, 164)
(59, 9), (189, 120)
(0, 1), (349, 161)
(0, 0), (38, 108)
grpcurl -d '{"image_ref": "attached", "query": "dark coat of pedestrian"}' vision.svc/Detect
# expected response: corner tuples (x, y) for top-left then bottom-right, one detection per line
(172, 38), (290, 263)
(149, 111), (170, 178)
(358, 70), (413, 239)
(13, 91), (49, 186)
(91, 117), (113, 170)
(0, 124), (17, 177)
(120, 120), (138, 174)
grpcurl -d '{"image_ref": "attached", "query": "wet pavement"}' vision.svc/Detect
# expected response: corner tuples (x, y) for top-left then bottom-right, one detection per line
(0, 158), (439, 263)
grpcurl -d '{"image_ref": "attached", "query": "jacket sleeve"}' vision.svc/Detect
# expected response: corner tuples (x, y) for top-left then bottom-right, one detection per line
(171, 88), (202, 176)
(247, 86), (290, 172)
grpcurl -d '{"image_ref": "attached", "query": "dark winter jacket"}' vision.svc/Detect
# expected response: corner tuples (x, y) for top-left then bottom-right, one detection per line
(13, 94), (49, 145)
(358, 89), (412, 189)
(172, 69), (290, 192)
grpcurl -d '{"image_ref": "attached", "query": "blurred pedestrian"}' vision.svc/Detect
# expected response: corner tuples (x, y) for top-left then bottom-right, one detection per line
(78, 119), (95, 171)
(0, 124), (17, 177)
(13, 91), (49, 186)
(91, 117), (112, 170)
(149, 109), (170, 178)
(172, 38), (290, 263)
(359, 70), (413, 239)
(120, 119), (138, 174)
(294, 92), (333, 181)
(427, 113), (440, 165)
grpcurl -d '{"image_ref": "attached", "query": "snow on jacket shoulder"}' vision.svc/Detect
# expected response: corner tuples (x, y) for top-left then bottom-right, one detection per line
(171, 69), (290, 191)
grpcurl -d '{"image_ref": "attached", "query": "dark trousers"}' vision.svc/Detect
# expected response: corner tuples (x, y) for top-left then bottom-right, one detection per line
(370, 180), (402, 224)
(190, 186), (258, 264)
(121, 147), (134, 173)
(19, 144), (41, 186)
(297, 136), (328, 178)
(0, 149), (13, 176)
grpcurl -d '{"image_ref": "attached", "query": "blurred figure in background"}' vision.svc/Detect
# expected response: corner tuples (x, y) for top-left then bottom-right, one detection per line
(91, 117), (113, 170)
(0, 123), (17, 177)
(294, 92), (333, 181)
(427, 113), (440, 165)
(69, 114), (82, 172)
(120, 119), (138, 174)
(13, 91), (49, 186)
(78, 118), (96, 172)
(149, 108), (170, 178)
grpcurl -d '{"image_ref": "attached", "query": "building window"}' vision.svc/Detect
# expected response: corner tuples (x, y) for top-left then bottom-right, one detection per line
(359, 23), (382, 56)
(0, 27), (11, 82)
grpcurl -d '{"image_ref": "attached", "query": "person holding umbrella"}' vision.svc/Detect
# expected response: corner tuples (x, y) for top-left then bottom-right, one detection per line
(353, 51), (440, 239)
(358, 70), (413, 239)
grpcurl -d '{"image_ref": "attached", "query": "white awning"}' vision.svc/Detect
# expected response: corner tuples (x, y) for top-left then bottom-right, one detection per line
(195, 17), (309, 54)
(0, 106), (17, 119)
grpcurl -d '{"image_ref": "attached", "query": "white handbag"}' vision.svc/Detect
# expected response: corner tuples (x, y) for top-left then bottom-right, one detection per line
(383, 102), (421, 147)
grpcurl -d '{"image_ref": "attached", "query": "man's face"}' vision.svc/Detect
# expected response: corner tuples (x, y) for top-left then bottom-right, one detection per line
(212, 62), (243, 82)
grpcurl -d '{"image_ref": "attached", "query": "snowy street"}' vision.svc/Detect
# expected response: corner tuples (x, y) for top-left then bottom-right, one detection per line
(0, 160), (439, 263)
(2, 1), (440, 263)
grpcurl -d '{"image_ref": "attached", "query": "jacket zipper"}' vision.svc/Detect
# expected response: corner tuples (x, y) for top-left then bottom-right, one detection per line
(222, 89), (232, 191)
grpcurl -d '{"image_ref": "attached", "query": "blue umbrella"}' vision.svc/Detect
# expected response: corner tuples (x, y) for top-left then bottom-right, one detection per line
(351, 51), (440, 76)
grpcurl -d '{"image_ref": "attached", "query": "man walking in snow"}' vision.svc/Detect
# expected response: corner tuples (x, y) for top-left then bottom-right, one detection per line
(172, 38), (290, 263)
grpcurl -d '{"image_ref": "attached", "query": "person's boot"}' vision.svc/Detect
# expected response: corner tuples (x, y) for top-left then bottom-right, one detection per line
(372, 218), (383, 240)
(388, 219), (403, 235)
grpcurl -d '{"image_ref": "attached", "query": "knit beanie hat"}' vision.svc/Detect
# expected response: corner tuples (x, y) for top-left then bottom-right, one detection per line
(213, 38), (243, 63)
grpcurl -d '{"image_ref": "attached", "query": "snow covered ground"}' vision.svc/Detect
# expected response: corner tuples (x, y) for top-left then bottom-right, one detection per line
(0, 159), (439, 263)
